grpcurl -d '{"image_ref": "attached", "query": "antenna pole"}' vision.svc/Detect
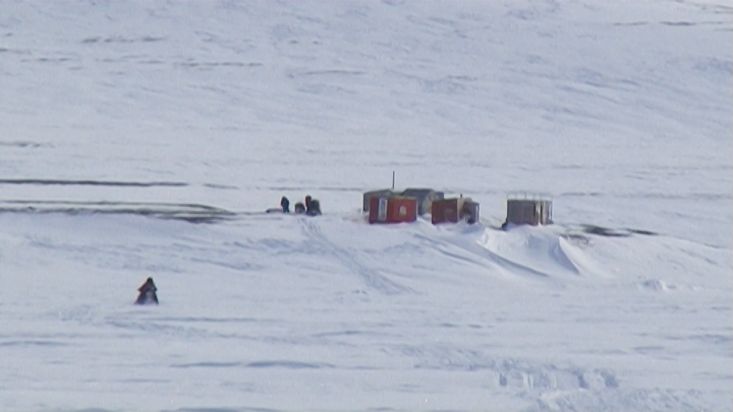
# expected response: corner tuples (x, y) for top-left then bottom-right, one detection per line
(392, 171), (395, 190)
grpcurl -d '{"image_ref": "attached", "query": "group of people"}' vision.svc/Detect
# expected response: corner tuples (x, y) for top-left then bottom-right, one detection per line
(279, 195), (321, 216)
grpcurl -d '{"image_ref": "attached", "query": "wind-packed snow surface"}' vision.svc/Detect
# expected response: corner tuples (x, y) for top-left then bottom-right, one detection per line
(1, 1), (732, 411)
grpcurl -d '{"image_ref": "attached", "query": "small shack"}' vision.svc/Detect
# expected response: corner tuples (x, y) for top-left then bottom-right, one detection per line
(400, 188), (444, 216)
(503, 195), (553, 228)
(363, 189), (395, 212)
(431, 197), (480, 224)
(368, 195), (417, 224)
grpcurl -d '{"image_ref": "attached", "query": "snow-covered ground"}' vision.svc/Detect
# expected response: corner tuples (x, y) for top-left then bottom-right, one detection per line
(1, 1), (731, 411)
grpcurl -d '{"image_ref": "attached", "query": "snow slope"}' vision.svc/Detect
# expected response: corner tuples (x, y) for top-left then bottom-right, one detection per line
(0, 0), (731, 411)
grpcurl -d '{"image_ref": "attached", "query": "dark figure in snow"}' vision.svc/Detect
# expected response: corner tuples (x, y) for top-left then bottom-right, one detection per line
(280, 196), (290, 213)
(135, 277), (159, 305)
(306, 198), (322, 216)
(294, 202), (306, 214)
(305, 195), (313, 211)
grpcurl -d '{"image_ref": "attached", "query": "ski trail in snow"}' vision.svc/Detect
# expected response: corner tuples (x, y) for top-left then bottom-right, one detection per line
(298, 217), (411, 295)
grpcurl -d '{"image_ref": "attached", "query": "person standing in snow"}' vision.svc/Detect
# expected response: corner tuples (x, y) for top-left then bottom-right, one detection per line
(306, 197), (321, 216)
(280, 196), (290, 213)
(135, 277), (159, 305)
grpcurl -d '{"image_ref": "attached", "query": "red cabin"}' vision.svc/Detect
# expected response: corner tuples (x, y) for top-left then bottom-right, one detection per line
(431, 197), (480, 224)
(368, 196), (417, 224)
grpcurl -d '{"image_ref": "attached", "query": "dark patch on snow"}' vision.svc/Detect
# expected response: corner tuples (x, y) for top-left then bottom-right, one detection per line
(296, 69), (366, 77)
(164, 408), (280, 412)
(259, 184), (363, 192)
(203, 183), (239, 190)
(0, 179), (186, 187)
(149, 316), (261, 324)
(628, 228), (657, 236)
(0, 339), (69, 347)
(614, 21), (649, 27)
(34, 56), (73, 63)
(175, 61), (262, 69)
(0, 140), (45, 148)
(694, 57), (733, 76)
(63, 409), (121, 412)
(171, 361), (242, 368)
(582, 226), (631, 237)
(0, 47), (31, 55)
(246, 360), (334, 369)
(633, 345), (665, 354)
(580, 224), (658, 238)
(0, 200), (236, 224)
(601, 370), (619, 388)
(82, 35), (166, 44)
(660, 21), (696, 26)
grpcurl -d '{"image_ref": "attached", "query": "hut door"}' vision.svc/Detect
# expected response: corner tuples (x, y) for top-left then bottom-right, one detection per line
(377, 198), (388, 222)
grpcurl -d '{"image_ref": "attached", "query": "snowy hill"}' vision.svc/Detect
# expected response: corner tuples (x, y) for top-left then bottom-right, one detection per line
(1, 0), (731, 411)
